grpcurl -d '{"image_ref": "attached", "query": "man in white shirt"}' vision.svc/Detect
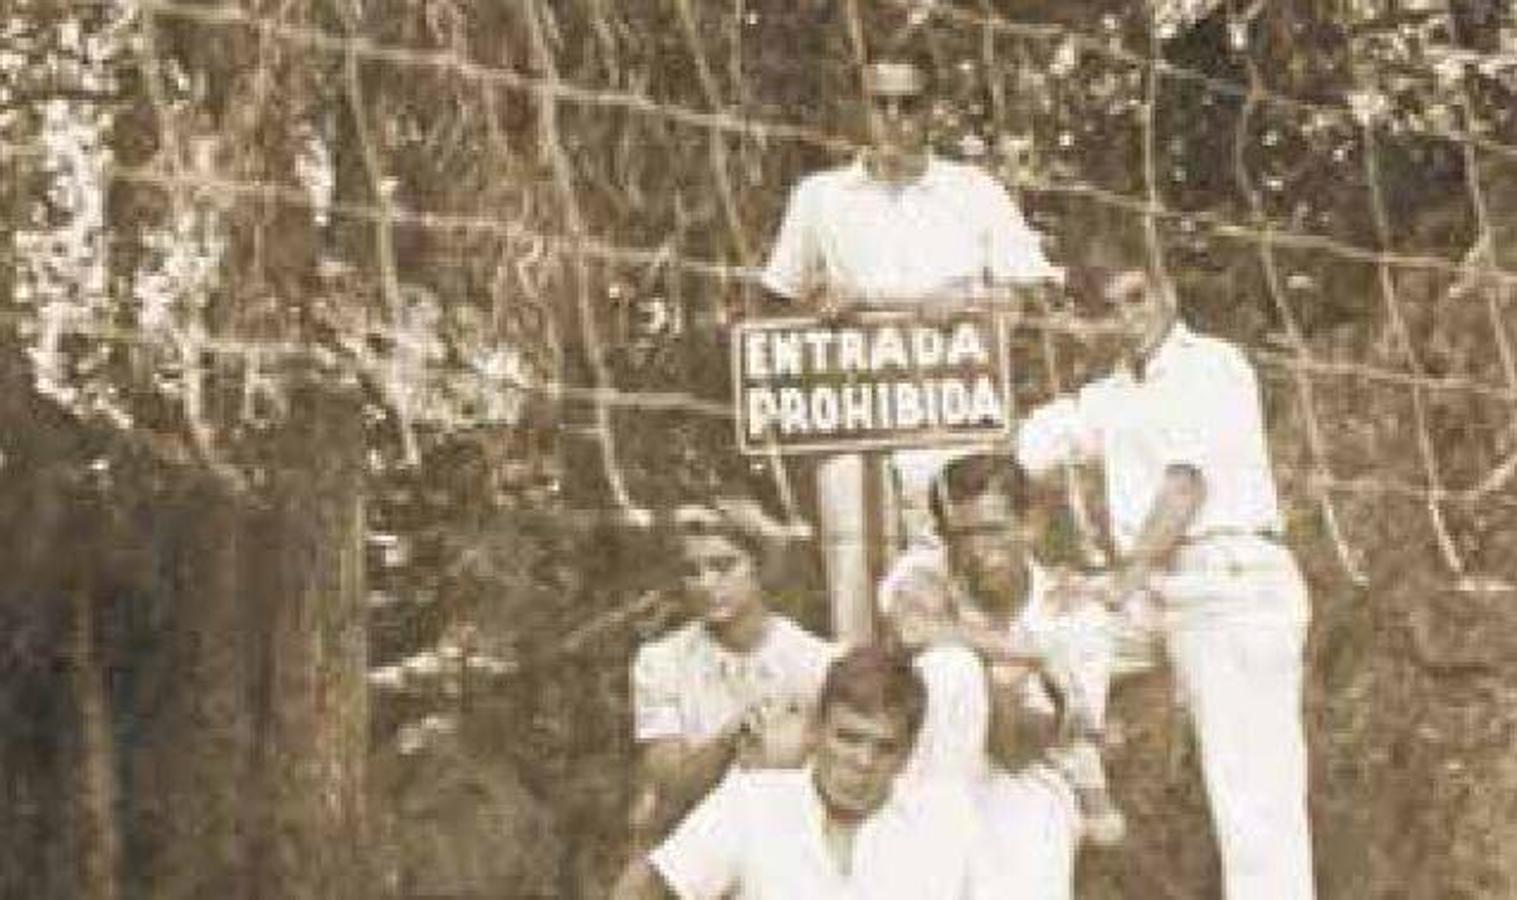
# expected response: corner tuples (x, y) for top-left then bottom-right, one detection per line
(879, 453), (1122, 900)
(630, 499), (836, 843)
(613, 644), (1001, 900)
(1017, 230), (1315, 900)
(759, 50), (1059, 643)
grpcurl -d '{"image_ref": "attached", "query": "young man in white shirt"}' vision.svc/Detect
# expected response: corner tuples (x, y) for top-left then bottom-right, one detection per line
(613, 644), (1001, 900)
(1017, 230), (1315, 900)
(759, 50), (1060, 643)
(629, 499), (836, 844)
(879, 453), (1121, 900)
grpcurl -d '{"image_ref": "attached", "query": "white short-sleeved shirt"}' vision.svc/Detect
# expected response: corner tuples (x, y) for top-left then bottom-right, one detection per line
(650, 768), (994, 900)
(1017, 322), (1284, 556)
(761, 156), (1057, 304)
(632, 616), (836, 743)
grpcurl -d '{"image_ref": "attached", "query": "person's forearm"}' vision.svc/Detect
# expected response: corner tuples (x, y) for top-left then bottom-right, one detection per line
(1119, 464), (1205, 590)
(642, 729), (740, 811)
(985, 667), (1057, 769)
(1014, 395), (1094, 475)
(954, 619), (1041, 666)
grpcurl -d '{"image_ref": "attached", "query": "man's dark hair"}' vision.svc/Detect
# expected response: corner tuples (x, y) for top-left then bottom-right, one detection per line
(861, 44), (937, 95)
(817, 645), (928, 741)
(1071, 220), (1167, 310)
(669, 499), (768, 562)
(928, 452), (1034, 536)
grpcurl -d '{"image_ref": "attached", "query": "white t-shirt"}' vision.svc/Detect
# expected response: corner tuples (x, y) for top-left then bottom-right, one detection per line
(632, 616), (836, 743)
(761, 156), (1058, 304)
(1017, 322), (1284, 556)
(650, 768), (995, 900)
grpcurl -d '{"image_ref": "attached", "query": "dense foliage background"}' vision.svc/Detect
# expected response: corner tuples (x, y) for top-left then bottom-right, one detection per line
(3, 1), (1515, 897)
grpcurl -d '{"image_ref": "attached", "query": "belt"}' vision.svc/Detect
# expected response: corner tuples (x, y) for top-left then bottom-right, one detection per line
(1178, 527), (1282, 547)
(1170, 528), (1293, 578)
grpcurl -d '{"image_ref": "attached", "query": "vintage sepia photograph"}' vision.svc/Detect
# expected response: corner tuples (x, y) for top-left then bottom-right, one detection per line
(3, 1), (1515, 897)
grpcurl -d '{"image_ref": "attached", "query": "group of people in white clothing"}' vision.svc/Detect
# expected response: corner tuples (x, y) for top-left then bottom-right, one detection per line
(613, 47), (1315, 900)
(616, 462), (1081, 900)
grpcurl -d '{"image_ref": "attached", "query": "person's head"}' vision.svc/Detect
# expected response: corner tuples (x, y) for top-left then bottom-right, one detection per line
(1081, 226), (1178, 363)
(812, 645), (926, 821)
(929, 453), (1038, 610)
(860, 49), (934, 179)
(671, 501), (770, 641)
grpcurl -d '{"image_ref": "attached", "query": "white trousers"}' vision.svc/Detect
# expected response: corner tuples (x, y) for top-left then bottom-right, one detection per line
(1036, 536), (1314, 900)
(1030, 592), (1157, 733)
(1164, 536), (1314, 900)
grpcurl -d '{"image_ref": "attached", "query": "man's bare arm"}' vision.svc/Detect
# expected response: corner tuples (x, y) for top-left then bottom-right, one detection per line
(640, 727), (742, 819)
(954, 618), (1044, 666)
(610, 858), (675, 900)
(1111, 463), (1205, 600)
(985, 664), (1059, 770)
(884, 586), (1045, 670)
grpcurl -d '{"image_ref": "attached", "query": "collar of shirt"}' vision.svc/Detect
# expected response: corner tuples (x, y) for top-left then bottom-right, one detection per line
(693, 618), (780, 685)
(1126, 320), (1195, 383)
(798, 766), (971, 894)
(843, 153), (947, 192)
(806, 762), (932, 826)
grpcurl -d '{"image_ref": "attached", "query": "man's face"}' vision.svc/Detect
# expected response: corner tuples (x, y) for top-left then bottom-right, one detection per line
(678, 533), (764, 628)
(862, 62), (930, 167)
(813, 702), (914, 820)
(1104, 268), (1176, 362)
(941, 490), (1033, 610)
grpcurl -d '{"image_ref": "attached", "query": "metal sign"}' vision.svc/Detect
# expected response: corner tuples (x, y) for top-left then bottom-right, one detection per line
(733, 309), (1013, 455)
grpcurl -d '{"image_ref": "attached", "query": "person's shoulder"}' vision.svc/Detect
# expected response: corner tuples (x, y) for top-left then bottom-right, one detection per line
(1175, 326), (1255, 380)
(1076, 367), (1127, 402)
(890, 777), (980, 838)
(766, 615), (838, 661)
(792, 162), (858, 195)
(722, 767), (811, 812)
(734, 766), (809, 791)
(635, 620), (706, 665)
(932, 157), (1010, 193)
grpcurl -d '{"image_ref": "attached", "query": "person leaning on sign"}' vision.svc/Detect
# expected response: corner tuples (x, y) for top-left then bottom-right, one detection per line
(1016, 227), (1315, 900)
(628, 499), (836, 846)
(613, 644), (1006, 900)
(757, 46), (1061, 641)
